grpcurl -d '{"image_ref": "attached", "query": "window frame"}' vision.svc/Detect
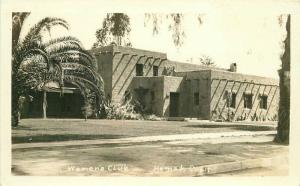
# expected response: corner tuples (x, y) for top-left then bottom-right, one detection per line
(153, 66), (159, 76)
(260, 95), (268, 109)
(136, 64), (144, 76)
(230, 92), (236, 108)
(243, 93), (253, 109)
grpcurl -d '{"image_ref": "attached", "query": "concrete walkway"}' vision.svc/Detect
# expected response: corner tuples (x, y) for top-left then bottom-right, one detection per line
(185, 119), (277, 127)
(149, 155), (288, 176)
(13, 130), (276, 149)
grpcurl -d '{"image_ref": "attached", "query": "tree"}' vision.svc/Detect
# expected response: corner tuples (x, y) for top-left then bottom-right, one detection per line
(12, 13), (104, 126)
(198, 55), (215, 67)
(144, 13), (186, 48)
(275, 15), (290, 144)
(92, 13), (131, 48)
(144, 13), (204, 48)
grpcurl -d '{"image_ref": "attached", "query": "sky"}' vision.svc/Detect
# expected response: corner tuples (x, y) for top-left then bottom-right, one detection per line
(19, 12), (288, 79)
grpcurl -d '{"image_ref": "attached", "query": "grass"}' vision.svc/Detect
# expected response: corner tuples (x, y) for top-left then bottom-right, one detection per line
(12, 119), (276, 144)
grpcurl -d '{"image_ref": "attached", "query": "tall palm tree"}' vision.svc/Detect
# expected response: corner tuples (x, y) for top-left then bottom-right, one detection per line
(12, 13), (104, 127)
(275, 15), (290, 144)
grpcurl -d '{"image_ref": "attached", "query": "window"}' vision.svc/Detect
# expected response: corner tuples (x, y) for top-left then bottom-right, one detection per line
(260, 95), (268, 109)
(194, 92), (199, 105)
(230, 93), (236, 108)
(136, 64), (144, 76)
(244, 94), (253, 109)
(153, 66), (159, 76)
(151, 91), (155, 101)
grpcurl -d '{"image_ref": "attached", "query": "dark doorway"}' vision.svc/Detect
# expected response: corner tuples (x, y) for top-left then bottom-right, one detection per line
(46, 92), (84, 118)
(134, 87), (149, 111)
(21, 91), (84, 118)
(170, 92), (180, 117)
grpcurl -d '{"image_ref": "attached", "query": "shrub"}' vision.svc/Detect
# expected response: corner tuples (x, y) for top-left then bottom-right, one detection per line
(99, 96), (164, 121)
(102, 99), (143, 120)
(143, 114), (165, 121)
(211, 108), (225, 122)
(81, 103), (94, 121)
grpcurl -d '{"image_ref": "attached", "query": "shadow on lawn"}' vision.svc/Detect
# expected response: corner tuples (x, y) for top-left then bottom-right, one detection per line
(184, 125), (275, 131)
(12, 141), (159, 152)
(12, 134), (127, 144)
(100, 154), (137, 162)
(12, 125), (40, 131)
(11, 165), (29, 176)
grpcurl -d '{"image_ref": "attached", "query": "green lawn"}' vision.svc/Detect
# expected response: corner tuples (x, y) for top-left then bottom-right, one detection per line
(12, 119), (276, 144)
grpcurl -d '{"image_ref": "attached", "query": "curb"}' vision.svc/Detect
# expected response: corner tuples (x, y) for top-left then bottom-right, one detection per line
(185, 119), (277, 127)
(12, 130), (276, 150)
(149, 156), (288, 176)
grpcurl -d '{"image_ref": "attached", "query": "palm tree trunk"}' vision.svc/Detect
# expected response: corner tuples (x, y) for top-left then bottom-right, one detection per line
(11, 90), (20, 127)
(275, 70), (290, 143)
(11, 73), (20, 127)
(275, 15), (290, 144)
(43, 90), (47, 119)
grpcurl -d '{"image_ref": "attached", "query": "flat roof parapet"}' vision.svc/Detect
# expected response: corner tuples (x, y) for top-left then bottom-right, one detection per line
(90, 45), (167, 59)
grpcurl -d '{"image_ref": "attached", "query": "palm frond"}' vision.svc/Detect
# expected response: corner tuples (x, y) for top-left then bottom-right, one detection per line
(18, 39), (45, 59)
(44, 36), (84, 55)
(51, 54), (95, 70)
(68, 81), (88, 99)
(64, 75), (104, 99)
(49, 50), (97, 69)
(44, 36), (83, 48)
(61, 63), (100, 84)
(23, 48), (54, 72)
(16, 55), (49, 92)
(62, 65), (104, 95)
(22, 17), (69, 48)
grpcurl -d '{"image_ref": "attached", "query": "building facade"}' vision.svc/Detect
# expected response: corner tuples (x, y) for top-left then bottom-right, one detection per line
(90, 45), (279, 121)
(20, 45), (279, 121)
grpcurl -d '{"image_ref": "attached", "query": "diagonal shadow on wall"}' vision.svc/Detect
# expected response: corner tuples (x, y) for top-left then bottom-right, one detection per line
(258, 86), (273, 119)
(112, 54), (131, 90)
(116, 56), (147, 94)
(264, 86), (278, 119)
(248, 85), (267, 120)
